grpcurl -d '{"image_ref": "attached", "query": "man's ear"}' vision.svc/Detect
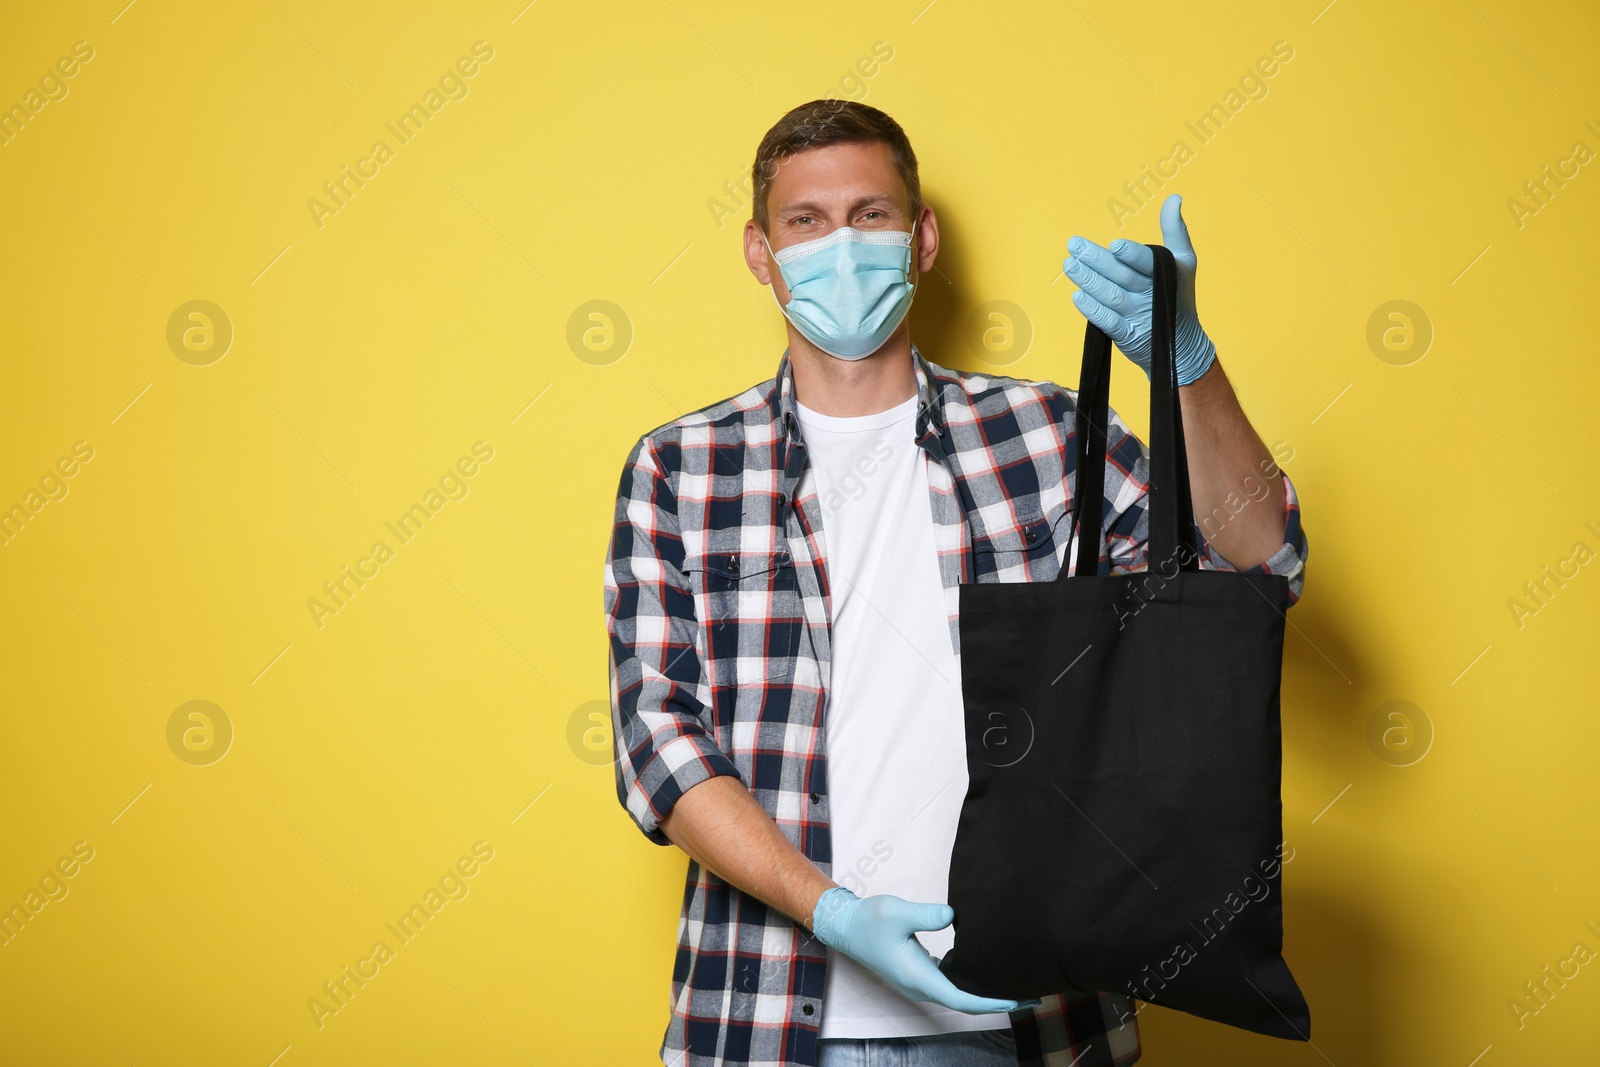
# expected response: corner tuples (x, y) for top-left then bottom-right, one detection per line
(745, 219), (775, 285)
(911, 205), (938, 282)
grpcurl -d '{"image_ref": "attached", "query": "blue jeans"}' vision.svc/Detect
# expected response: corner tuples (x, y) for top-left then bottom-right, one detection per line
(816, 1027), (1017, 1066)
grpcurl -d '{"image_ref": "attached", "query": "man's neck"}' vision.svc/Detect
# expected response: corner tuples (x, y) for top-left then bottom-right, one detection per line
(788, 328), (917, 417)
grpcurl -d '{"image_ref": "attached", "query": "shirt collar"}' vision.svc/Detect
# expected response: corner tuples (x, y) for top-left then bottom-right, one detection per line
(774, 342), (948, 443)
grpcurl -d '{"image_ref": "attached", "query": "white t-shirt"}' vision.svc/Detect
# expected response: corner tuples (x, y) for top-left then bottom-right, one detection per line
(793, 391), (1013, 1040)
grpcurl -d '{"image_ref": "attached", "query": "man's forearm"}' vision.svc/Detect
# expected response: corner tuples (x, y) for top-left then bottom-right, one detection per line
(658, 774), (837, 931)
(1177, 355), (1287, 569)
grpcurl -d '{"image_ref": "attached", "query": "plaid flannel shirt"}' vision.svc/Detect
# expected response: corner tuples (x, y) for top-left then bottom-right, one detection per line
(603, 343), (1308, 1067)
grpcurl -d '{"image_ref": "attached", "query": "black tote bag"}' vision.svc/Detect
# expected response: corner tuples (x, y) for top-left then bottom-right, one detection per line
(936, 244), (1311, 1041)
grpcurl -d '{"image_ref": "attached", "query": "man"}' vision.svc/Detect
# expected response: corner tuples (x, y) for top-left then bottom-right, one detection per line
(604, 100), (1308, 1067)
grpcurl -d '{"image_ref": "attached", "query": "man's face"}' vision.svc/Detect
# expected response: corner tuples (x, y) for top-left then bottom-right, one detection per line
(744, 140), (934, 306)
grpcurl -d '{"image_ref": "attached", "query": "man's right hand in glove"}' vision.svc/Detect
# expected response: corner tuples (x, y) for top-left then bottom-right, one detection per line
(810, 886), (1040, 1014)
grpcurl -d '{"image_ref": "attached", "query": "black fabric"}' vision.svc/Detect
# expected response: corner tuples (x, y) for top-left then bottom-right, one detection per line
(937, 244), (1312, 1041)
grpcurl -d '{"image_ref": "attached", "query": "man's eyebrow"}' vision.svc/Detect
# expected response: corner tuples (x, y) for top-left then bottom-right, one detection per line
(776, 194), (898, 216)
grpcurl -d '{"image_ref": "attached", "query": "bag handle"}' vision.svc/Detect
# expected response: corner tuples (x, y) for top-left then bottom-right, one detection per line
(1066, 243), (1198, 579)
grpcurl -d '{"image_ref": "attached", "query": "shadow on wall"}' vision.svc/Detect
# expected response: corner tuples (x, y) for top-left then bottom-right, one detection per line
(906, 183), (978, 374)
(1136, 884), (1380, 1065)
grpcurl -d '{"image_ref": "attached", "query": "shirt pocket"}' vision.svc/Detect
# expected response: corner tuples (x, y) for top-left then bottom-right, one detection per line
(680, 549), (802, 686)
(970, 502), (1071, 582)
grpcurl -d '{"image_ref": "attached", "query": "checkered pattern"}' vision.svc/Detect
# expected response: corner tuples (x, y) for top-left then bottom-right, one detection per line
(603, 344), (1308, 1067)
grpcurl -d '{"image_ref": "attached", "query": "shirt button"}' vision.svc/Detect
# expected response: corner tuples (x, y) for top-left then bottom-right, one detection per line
(809, 793), (820, 804)
(728, 558), (740, 573)
(802, 1003), (815, 1016)
(1025, 528), (1038, 543)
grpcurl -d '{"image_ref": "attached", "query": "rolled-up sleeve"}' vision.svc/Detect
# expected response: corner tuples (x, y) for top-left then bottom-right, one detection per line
(603, 435), (742, 846)
(1099, 403), (1309, 607)
(1194, 466), (1309, 607)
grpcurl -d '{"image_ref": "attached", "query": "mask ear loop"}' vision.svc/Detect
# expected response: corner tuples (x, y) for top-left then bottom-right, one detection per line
(759, 227), (790, 314)
(905, 215), (920, 299)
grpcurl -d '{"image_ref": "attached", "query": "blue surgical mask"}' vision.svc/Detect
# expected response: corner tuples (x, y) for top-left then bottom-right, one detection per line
(761, 221), (919, 360)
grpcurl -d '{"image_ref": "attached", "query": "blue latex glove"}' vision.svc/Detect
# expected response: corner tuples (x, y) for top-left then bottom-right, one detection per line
(810, 887), (1041, 1014)
(1063, 193), (1218, 386)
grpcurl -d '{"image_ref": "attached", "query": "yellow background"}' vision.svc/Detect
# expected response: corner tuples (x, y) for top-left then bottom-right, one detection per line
(1, 0), (1596, 1063)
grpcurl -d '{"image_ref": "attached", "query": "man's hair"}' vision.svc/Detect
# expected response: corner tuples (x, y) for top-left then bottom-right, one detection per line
(751, 100), (921, 235)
